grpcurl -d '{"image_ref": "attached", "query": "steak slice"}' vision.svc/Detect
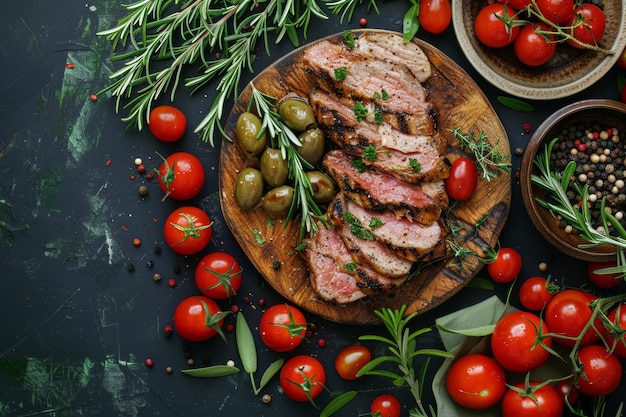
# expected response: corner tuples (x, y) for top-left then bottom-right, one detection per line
(303, 225), (405, 303)
(329, 193), (444, 262)
(302, 40), (431, 117)
(336, 222), (413, 278)
(322, 150), (448, 224)
(353, 32), (432, 83)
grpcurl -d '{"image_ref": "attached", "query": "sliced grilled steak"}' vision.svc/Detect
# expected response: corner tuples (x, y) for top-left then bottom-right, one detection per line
(335, 222), (413, 278)
(302, 40), (431, 117)
(322, 150), (447, 224)
(329, 193), (444, 262)
(303, 225), (405, 303)
(353, 32), (432, 83)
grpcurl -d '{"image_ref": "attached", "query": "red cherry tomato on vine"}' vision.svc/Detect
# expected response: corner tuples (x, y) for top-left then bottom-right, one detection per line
(554, 377), (580, 405)
(335, 345), (371, 380)
(279, 355), (326, 403)
(587, 260), (623, 289)
(566, 4), (606, 48)
(445, 353), (506, 409)
(491, 311), (552, 372)
(502, 382), (563, 417)
(445, 157), (477, 200)
(519, 276), (556, 311)
(514, 23), (556, 66)
(487, 247), (522, 283)
(575, 345), (623, 397)
(163, 206), (213, 255)
(158, 151), (205, 201)
(418, 0), (451, 35)
(534, 0), (574, 24)
(497, 0), (531, 11)
(370, 394), (401, 417)
(474, 4), (520, 48)
(602, 303), (626, 358)
(149, 105), (187, 142)
(544, 289), (599, 347)
(259, 304), (307, 352)
(173, 296), (225, 342)
(195, 252), (242, 299)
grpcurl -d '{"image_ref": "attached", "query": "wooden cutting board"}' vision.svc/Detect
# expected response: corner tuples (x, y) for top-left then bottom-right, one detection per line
(219, 30), (511, 324)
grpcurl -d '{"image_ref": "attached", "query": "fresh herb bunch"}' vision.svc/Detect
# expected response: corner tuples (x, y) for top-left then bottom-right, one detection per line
(532, 137), (626, 269)
(247, 85), (324, 242)
(357, 305), (453, 417)
(97, 0), (379, 146)
(452, 128), (512, 181)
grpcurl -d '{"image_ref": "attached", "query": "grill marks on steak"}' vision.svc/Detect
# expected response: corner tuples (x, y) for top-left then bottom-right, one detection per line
(322, 150), (447, 224)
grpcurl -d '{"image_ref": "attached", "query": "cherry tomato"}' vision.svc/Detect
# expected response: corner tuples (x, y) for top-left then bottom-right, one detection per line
(502, 382), (563, 417)
(617, 47), (626, 69)
(497, 0), (531, 11)
(370, 394), (401, 417)
(545, 289), (599, 347)
(554, 377), (579, 405)
(445, 157), (477, 200)
(334, 345), (371, 380)
(445, 353), (506, 409)
(173, 296), (225, 342)
(279, 355), (326, 403)
(575, 345), (623, 396)
(149, 105), (187, 142)
(602, 303), (626, 358)
(587, 260), (623, 289)
(534, 0), (574, 24)
(474, 4), (520, 48)
(491, 311), (552, 372)
(487, 247), (522, 283)
(163, 206), (213, 255)
(519, 276), (555, 311)
(418, 0), (451, 35)
(195, 252), (242, 300)
(158, 151), (205, 201)
(514, 23), (556, 66)
(259, 304), (307, 352)
(566, 4), (606, 49)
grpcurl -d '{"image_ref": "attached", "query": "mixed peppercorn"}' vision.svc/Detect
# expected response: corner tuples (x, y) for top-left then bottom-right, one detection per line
(549, 122), (624, 233)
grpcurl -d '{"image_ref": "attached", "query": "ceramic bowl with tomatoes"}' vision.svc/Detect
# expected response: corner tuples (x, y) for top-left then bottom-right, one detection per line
(520, 99), (626, 261)
(452, 1), (626, 99)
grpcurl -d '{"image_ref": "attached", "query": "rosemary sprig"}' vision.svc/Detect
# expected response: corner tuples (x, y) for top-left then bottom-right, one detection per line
(247, 85), (324, 242)
(452, 128), (512, 181)
(357, 305), (453, 417)
(98, 0), (331, 146)
(531, 137), (626, 258)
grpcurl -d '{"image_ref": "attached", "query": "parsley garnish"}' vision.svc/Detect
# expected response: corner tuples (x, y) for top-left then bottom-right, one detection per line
(334, 67), (347, 82)
(352, 158), (366, 173)
(344, 212), (375, 240)
(252, 228), (265, 244)
(343, 30), (355, 48)
(369, 217), (384, 228)
(409, 158), (421, 173)
(374, 107), (383, 124)
(381, 89), (390, 100)
(373, 89), (390, 100)
(353, 102), (367, 122)
(363, 145), (378, 162)
(344, 263), (357, 272)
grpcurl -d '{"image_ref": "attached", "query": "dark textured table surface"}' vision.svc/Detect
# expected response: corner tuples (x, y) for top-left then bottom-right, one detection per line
(1, 1), (624, 416)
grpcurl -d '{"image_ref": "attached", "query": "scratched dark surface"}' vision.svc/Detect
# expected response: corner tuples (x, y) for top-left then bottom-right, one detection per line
(0, 1), (624, 416)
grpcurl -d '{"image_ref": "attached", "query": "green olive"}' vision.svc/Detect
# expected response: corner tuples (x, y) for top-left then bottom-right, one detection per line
(278, 97), (316, 132)
(235, 112), (266, 156)
(260, 148), (288, 187)
(306, 171), (335, 204)
(234, 167), (264, 211)
(262, 185), (294, 216)
(297, 128), (325, 165)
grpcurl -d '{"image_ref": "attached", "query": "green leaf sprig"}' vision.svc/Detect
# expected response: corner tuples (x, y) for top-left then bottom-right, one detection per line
(357, 305), (453, 417)
(531, 137), (626, 266)
(98, 0), (330, 146)
(247, 85), (324, 242)
(452, 128), (512, 181)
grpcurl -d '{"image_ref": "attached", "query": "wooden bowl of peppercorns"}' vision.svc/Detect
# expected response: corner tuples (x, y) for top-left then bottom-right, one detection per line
(520, 99), (626, 261)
